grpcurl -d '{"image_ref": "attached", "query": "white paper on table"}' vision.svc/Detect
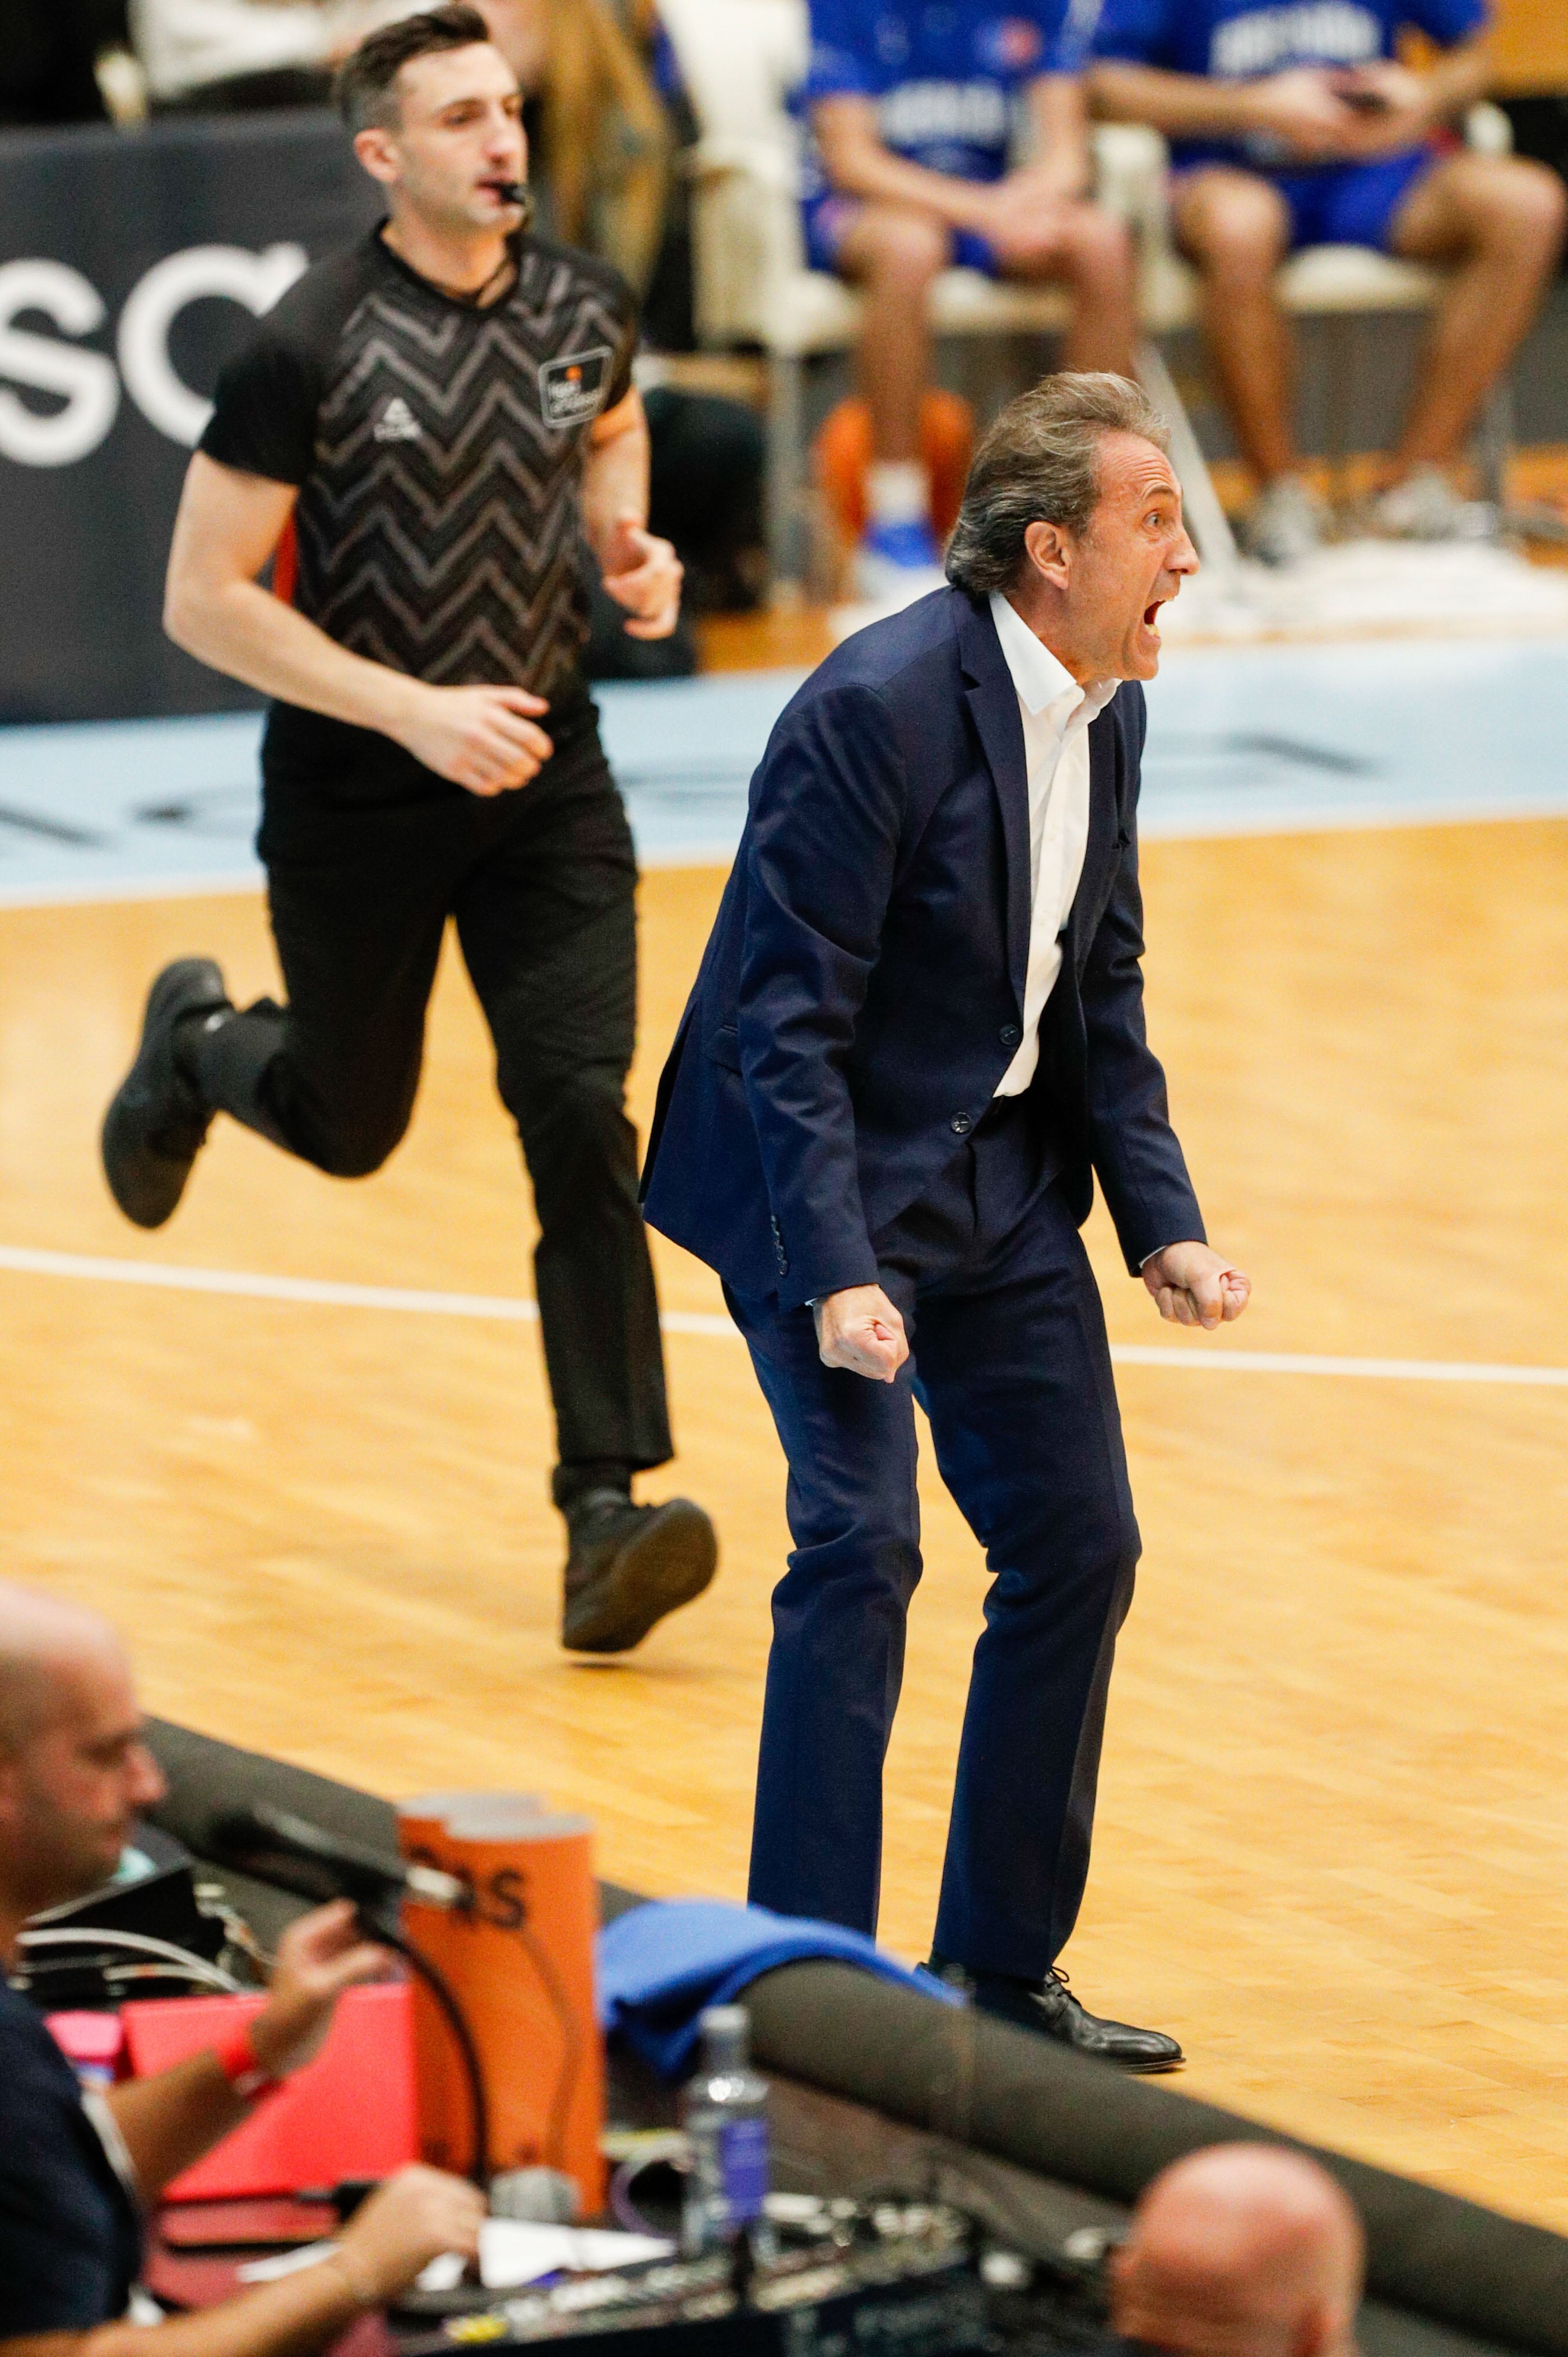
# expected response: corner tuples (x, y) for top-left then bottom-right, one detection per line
(478, 2220), (674, 2288)
(415, 2254), (467, 2291)
(235, 2222), (674, 2297)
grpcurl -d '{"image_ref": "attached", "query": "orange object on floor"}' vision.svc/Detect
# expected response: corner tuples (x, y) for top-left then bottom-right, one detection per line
(814, 391), (976, 543)
(398, 1797), (604, 2213)
(122, 1985), (418, 2200)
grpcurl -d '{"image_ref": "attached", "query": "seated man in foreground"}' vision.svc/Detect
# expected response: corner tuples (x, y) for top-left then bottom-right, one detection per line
(0, 1582), (484, 2356)
(1109, 2143), (1364, 2356)
(1090, 0), (1565, 564)
(801, 0), (1138, 604)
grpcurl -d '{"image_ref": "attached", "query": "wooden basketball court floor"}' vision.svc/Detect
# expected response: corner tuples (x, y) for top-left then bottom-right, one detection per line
(2, 654), (1567, 2229)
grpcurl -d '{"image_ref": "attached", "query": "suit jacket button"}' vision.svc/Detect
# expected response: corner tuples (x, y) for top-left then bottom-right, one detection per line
(776, 1254), (789, 1276)
(998, 1023), (1021, 1047)
(950, 1112), (972, 1136)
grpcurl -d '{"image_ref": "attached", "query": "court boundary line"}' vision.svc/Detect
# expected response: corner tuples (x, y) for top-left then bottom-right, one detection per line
(1, 1242), (1563, 1388)
(0, 869), (264, 910)
(1137, 795), (1568, 842)
(1, 797), (1567, 912)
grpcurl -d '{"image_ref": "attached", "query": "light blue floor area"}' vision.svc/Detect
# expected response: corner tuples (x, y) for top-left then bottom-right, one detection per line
(1138, 635), (1568, 839)
(0, 635), (1564, 903)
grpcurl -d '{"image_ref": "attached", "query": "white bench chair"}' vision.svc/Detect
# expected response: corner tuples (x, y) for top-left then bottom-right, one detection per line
(1131, 100), (1513, 575)
(655, 0), (1512, 586)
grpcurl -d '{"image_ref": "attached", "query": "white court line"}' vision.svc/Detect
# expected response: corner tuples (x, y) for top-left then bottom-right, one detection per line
(0, 1242), (1564, 1386)
(1111, 1343), (1568, 1387)
(0, 1242), (731, 1336)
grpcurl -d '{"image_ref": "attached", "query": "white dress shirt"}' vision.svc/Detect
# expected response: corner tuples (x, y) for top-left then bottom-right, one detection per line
(988, 592), (1116, 1097)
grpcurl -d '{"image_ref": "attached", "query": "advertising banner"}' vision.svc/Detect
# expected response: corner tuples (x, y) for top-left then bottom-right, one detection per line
(0, 109), (380, 721)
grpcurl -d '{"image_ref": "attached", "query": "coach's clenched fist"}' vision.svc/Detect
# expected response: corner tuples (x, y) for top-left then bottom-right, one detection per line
(812, 1283), (910, 1381)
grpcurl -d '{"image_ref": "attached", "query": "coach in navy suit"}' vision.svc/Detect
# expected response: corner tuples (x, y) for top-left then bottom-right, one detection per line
(643, 374), (1250, 2067)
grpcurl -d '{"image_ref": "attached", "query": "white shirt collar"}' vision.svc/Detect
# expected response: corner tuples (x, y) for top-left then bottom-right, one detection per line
(988, 590), (1115, 722)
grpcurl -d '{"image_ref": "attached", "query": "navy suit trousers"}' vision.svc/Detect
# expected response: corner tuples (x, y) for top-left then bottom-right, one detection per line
(727, 1093), (1140, 1981)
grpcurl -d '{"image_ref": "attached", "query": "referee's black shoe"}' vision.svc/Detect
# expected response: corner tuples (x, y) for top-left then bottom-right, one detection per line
(926, 1953), (1184, 2073)
(101, 958), (231, 1228)
(562, 1490), (717, 1653)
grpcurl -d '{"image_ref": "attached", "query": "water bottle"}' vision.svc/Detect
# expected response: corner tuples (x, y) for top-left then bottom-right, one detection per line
(681, 2003), (774, 2258)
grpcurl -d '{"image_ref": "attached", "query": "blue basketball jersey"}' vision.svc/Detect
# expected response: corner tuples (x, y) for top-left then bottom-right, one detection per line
(800, 0), (1092, 189)
(1090, 0), (1489, 169)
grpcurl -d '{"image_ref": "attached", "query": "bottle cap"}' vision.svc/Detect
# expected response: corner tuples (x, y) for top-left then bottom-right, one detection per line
(698, 2003), (750, 2066)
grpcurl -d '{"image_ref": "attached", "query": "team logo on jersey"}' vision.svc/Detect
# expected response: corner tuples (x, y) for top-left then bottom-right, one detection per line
(879, 77), (1009, 148)
(373, 396), (422, 443)
(539, 346), (614, 430)
(975, 16), (1045, 72)
(1211, 3), (1380, 78)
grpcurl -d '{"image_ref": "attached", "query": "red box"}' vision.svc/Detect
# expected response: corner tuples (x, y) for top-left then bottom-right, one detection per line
(121, 1983), (418, 2200)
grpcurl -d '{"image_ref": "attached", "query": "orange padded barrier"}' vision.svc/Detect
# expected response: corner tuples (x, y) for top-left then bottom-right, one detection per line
(398, 1797), (603, 2212)
(813, 390), (977, 544)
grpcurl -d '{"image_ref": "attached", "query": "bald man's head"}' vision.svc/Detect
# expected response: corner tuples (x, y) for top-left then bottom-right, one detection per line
(0, 1584), (165, 1945)
(0, 1584), (121, 1750)
(1110, 2144), (1364, 2357)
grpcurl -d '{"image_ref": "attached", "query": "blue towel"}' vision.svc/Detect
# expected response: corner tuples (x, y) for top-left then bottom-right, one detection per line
(596, 1898), (963, 2077)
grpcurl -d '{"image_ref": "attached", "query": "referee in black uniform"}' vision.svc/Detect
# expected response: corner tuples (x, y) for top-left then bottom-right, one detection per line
(100, 6), (716, 1653)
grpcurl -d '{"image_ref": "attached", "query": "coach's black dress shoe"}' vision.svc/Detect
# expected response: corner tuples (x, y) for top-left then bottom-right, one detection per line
(101, 958), (233, 1228)
(561, 1490), (718, 1653)
(927, 1953), (1184, 2073)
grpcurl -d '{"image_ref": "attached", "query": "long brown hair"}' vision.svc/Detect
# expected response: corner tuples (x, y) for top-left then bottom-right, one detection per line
(535, 0), (670, 295)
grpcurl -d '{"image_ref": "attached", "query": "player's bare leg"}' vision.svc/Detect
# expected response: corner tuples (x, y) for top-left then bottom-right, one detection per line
(838, 204), (953, 598)
(1173, 165), (1323, 564)
(1378, 150), (1566, 529)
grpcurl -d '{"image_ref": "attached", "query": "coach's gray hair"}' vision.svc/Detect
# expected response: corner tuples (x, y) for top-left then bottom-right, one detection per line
(945, 372), (1171, 597)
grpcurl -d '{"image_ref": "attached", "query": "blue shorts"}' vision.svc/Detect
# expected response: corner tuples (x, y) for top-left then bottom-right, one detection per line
(1177, 146), (1438, 254)
(802, 192), (997, 276)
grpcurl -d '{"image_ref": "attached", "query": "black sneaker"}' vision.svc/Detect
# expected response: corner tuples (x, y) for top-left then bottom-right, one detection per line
(927, 1953), (1183, 2073)
(561, 1490), (717, 1653)
(101, 958), (231, 1228)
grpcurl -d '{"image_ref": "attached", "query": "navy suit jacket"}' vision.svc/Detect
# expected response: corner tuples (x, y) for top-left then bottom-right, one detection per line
(641, 588), (1204, 1311)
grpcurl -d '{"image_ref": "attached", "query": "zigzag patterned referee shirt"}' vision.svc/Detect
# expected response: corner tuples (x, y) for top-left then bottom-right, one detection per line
(199, 227), (637, 719)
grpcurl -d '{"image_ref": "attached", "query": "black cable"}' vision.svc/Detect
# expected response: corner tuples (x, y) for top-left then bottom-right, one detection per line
(374, 1923), (489, 2191)
(608, 2138), (687, 2235)
(16, 1926), (245, 1995)
(384, 1911), (576, 2182)
(207, 1805), (571, 2187)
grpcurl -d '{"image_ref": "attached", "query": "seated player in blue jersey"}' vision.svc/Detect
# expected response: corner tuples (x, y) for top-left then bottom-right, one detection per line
(800, 0), (1138, 604)
(1090, 0), (1565, 563)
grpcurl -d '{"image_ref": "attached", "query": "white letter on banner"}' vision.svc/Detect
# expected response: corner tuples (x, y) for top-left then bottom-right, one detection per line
(118, 243), (307, 447)
(0, 262), (121, 467)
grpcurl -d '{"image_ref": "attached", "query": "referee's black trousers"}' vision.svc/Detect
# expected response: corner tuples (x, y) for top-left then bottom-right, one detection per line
(189, 696), (672, 1499)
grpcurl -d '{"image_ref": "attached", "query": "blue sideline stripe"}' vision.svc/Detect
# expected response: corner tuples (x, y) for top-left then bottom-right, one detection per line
(1, 636), (1567, 904)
